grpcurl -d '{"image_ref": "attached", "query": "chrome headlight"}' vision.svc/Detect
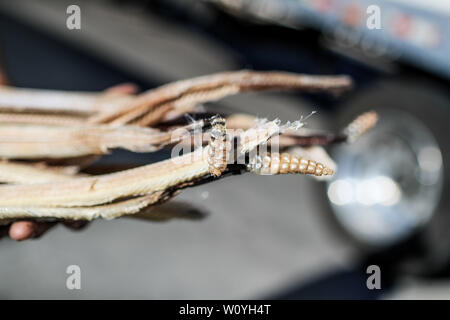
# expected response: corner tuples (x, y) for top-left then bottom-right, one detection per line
(327, 110), (443, 246)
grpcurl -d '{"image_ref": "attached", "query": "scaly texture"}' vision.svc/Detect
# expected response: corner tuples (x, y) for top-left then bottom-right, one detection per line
(0, 192), (166, 221)
(248, 152), (334, 176)
(0, 161), (78, 184)
(0, 113), (85, 126)
(0, 148), (210, 208)
(135, 85), (240, 127)
(344, 110), (378, 143)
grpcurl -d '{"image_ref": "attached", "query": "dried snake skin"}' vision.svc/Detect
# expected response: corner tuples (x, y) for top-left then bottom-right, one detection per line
(0, 124), (173, 159)
(0, 192), (168, 222)
(0, 85), (133, 115)
(89, 70), (352, 126)
(0, 118), (307, 220)
(0, 149), (210, 208)
(0, 161), (78, 184)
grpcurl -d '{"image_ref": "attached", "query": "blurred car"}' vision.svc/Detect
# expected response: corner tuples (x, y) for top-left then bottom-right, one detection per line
(208, 0), (450, 274)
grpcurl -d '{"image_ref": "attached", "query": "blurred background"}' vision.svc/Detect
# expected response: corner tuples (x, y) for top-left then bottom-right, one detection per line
(0, 0), (449, 299)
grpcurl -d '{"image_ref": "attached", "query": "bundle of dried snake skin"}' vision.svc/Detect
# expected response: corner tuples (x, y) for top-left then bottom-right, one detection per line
(0, 70), (377, 223)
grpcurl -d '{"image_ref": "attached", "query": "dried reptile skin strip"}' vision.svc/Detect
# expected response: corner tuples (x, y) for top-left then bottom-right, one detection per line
(0, 113), (85, 126)
(0, 149), (210, 208)
(0, 118), (296, 213)
(0, 85), (133, 115)
(0, 192), (203, 222)
(0, 124), (173, 159)
(0, 161), (78, 184)
(135, 85), (240, 127)
(0, 86), (99, 115)
(0, 72), (352, 129)
(0, 192), (165, 221)
(134, 103), (175, 127)
(89, 71), (352, 125)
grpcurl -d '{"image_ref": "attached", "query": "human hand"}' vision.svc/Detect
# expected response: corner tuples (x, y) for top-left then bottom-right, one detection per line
(0, 220), (89, 241)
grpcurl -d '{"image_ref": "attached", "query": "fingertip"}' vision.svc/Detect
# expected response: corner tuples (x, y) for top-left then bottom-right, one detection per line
(9, 221), (37, 241)
(104, 83), (139, 95)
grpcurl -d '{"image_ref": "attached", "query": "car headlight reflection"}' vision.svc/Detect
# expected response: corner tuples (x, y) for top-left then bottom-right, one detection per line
(328, 176), (402, 207)
(326, 111), (443, 246)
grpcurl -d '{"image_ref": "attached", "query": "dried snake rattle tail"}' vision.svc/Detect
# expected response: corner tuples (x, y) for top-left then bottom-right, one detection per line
(207, 115), (334, 178)
(207, 115), (230, 177)
(246, 112), (379, 176)
(344, 110), (378, 143)
(248, 152), (334, 177)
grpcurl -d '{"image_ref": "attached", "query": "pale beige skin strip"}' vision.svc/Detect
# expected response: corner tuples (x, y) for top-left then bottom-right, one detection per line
(0, 148), (210, 208)
(0, 192), (165, 221)
(0, 86), (99, 114)
(0, 161), (78, 184)
(0, 72), (352, 132)
(0, 72), (351, 132)
(135, 85), (240, 127)
(0, 113), (85, 126)
(0, 119), (302, 213)
(0, 124), (172, 159)
(0, 192), (203, 223)
(89, 71), (352, 125)
(0, 85), (134, 115)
